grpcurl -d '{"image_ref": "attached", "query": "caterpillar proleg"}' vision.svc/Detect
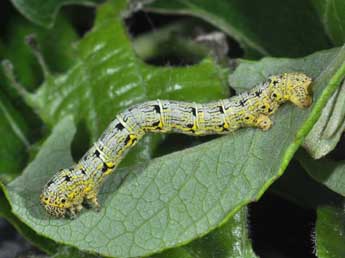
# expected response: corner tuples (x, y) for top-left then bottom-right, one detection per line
(40, 72), (312, 218)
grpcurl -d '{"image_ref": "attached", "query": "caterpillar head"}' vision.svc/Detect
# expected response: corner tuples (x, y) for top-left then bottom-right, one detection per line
(269, 72), (312, 108)
(40, 168), (83, 218)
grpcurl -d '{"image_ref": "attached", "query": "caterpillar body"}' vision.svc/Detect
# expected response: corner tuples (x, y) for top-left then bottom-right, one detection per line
(40, 72), (312, 218)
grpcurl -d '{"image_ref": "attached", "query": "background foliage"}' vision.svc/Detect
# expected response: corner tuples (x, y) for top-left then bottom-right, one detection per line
(1, 0), (345, 257)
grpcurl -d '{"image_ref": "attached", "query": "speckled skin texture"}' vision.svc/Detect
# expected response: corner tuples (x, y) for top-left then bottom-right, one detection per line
(40, 72), (312, 218)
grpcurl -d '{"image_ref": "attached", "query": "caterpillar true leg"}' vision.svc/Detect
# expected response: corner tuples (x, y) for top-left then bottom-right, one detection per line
(40, 72), (312, 218)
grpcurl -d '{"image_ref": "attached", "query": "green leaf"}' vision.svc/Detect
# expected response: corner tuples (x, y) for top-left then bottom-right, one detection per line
(9, 0), (102, 28)
(298, 150), (345, 197)
(151, 207), (257, 258)
(303, 80), (345, 159)
(1, 14), (78, 91)
(0, 12), (79, 182)
(311, 0), (345, 46)
(184, 207), (257, 258)
(4, 44), (345, 257)
(0, 94), (29, 182)
(146, 0), (331, 57)
(315, 206), (345, 258)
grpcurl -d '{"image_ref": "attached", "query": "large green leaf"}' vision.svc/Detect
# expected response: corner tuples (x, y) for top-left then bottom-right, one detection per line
(9, 0), (102, 28)
(311, 0), (345, 46)
(298, 150), (345, 197)
(0, 94), (29, 182)
(47, 207), (257, 258)
(146, 0), (331, 57)
(315, 206), (345, 258)
(4, 44), (345, 257)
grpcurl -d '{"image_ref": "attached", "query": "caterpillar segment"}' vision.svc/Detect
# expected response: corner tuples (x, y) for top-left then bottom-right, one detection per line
(40, 72), (313, 218)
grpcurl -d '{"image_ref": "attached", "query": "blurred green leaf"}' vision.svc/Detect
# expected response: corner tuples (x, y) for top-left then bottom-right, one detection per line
(298, 150), (345, 197)
(1, 14), (78, 91)
(9, 0), (102, 28)
(315, 206), (345, 258)
(0, 11), (79, 182)
(4, 43), (345, 257)
(0, 12), (64, 240)
(311, 0), (345, 46)
(146, 0), (331, 58)
(0, 94), (29, 182)
(151, 207), (257, 258)
(184, 207), (257, 258)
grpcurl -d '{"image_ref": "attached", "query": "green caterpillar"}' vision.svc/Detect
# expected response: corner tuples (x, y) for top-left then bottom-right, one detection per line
(40, 72), (312, 218)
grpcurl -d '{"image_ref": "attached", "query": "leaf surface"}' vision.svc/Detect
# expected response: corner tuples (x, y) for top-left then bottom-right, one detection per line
(9, 0), (102, 28)
(311, 0), (345, 45)
(303, 80), (345, 158)
(0, 96), (29, 182)
(1, 14), (78, 91)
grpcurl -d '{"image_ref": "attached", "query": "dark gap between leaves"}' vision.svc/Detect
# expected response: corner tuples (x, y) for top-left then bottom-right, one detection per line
(325, 133), (345, 161)
(152, 134), (219, 158)
(63, 5), (96, 37)
(249, 193), (316, 258)
(0, 218), (43, 258)
(71, 119), (91, 161)
(125, 10), (244, 66)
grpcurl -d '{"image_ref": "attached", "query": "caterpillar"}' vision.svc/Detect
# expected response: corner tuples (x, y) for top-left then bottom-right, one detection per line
(40, 72), (312, 218)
